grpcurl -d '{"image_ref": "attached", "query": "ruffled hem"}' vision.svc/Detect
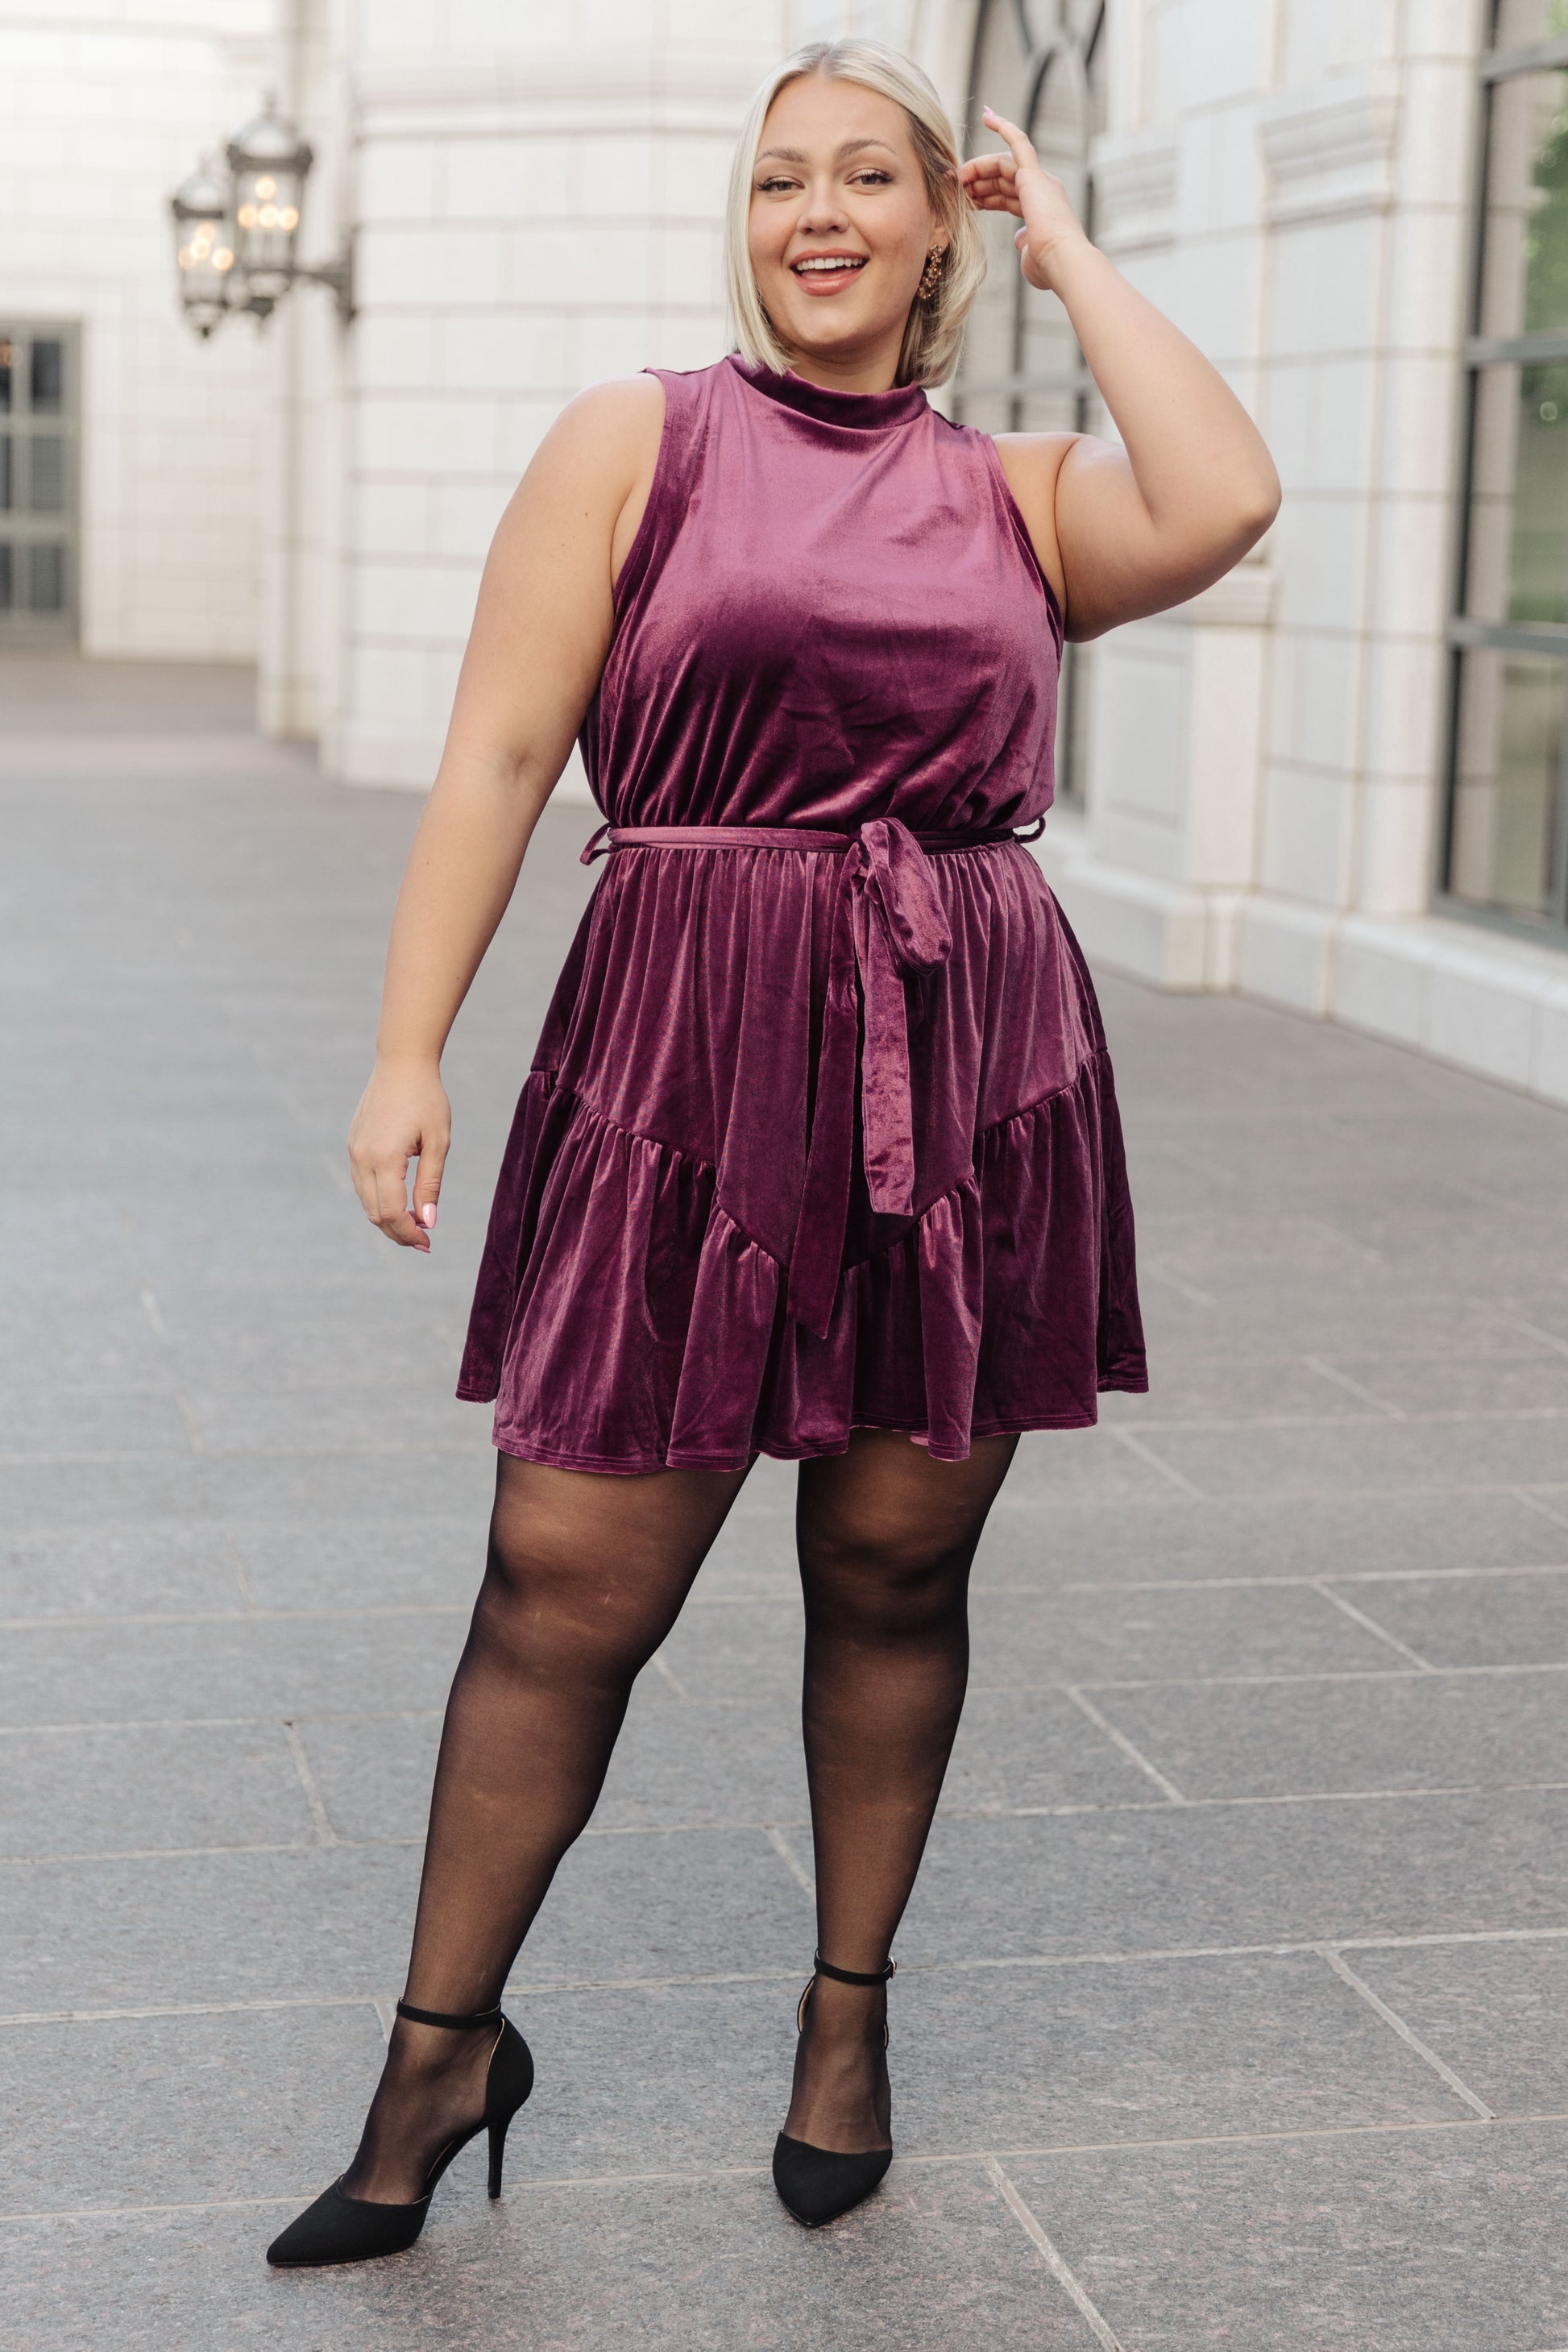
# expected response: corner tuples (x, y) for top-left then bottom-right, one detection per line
(457, 1047), (1147, 1476)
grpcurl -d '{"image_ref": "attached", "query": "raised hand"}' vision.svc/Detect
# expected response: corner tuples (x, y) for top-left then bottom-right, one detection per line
(960, 106), (1088, 293)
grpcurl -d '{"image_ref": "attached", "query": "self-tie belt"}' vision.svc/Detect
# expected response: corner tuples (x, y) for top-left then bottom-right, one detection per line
(581, 815), (1044, 1338)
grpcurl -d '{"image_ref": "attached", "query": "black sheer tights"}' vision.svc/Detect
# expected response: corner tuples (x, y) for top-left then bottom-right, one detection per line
(342, 1429), (1017, 2201)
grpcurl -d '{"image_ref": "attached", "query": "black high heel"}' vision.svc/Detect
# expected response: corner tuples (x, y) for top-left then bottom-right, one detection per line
(772, 1954), (895, 2229)
(265, 1998), (534, 2268)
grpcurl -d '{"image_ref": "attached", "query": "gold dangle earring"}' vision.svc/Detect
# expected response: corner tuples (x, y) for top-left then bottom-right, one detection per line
(917, 245), (944, 301)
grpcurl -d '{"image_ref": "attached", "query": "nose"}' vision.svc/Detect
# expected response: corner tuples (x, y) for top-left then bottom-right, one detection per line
(799, 175), (850, 232)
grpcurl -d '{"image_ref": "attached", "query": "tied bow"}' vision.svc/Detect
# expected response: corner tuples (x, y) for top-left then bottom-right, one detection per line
(785, 819), (954, 1338)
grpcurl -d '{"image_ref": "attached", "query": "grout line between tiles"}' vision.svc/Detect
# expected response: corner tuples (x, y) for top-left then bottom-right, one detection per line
(281, 1721), (339, 1846)
(1109, 1428), (1206, 1499)
(10, 2112), (1568, 2229)
(1316, 1948), (1495, 2119)
(650, 1649), (691, 1702)
(7, 1775), (1568, 1870)
(1310, 1581), (1436, 1670)
(138, 1288), (167, 1339)
(764, 1823), (815, 1898)
(985, 2157), (1127, 2349)
(5, 1927), (1568, 2031)
(1065, 1688), (1188, 1803)
(1302, 1354), (1406, 1417)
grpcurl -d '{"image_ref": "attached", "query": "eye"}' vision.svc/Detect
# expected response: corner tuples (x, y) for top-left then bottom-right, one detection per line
(757, 176), (799, 195)
(850, 169), (894, 187)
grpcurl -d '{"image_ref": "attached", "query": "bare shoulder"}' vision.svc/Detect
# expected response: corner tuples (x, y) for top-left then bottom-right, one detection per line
(988, 431), (1085, 612)
(529, 372), (666, 497)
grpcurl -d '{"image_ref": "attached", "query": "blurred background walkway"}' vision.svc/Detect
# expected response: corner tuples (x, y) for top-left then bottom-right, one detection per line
(5, 666), (1568, 2350)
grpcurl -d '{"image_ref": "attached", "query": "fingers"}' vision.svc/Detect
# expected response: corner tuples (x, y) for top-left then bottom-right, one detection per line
(374, 1152), (430, 1252)
(411, 1125), (449, 1237)
(981, 105), (1039, 167)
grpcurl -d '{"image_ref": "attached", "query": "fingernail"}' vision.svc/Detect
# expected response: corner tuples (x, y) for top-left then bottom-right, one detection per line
(420, 1203), (436, 1229)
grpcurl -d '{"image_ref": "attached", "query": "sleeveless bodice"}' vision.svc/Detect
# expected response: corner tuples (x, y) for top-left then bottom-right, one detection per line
(459, 357), (1145, 1473)
(581, 355), (1064, 834)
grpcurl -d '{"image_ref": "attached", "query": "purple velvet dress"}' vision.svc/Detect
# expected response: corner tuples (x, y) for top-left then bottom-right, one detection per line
(457, 355), (1147, 1473)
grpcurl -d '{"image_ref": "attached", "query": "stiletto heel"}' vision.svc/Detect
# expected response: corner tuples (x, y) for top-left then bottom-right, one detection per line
(266, 1998), (534, 2267)
(772, 1954), (895, 2230)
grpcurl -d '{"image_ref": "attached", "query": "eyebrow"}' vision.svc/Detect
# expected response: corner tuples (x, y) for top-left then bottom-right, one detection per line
(755, 138), (902, 165)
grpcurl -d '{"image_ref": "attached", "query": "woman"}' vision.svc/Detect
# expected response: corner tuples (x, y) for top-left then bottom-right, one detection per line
(267, 39), (1277, 2267)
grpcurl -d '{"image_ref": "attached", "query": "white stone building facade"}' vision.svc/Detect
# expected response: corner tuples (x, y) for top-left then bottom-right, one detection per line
(6, 0), (1568, 1107)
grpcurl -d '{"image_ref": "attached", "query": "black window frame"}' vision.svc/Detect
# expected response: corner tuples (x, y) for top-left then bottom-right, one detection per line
(1440, 10), (1568, 942)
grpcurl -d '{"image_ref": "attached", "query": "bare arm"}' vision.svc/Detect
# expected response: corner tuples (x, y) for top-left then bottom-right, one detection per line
(347, 373), (664, 1249)
(962, 109), (1280, 642)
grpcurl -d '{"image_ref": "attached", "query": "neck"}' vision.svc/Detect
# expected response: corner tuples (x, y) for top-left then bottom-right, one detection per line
(780, 329), (908, 398)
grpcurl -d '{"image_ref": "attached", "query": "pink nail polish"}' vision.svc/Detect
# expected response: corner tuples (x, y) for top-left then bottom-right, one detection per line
(420, 1203), (437, 1229)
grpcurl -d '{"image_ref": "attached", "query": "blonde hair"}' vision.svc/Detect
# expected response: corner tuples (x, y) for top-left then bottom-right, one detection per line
(724, 39), (985, 390)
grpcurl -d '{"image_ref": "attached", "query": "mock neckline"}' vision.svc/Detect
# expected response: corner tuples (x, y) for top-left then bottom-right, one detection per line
(727, 355), (929, 432)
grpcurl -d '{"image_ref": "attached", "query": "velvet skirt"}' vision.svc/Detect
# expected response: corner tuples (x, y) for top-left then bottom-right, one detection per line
(456, 832), (1147, 1475)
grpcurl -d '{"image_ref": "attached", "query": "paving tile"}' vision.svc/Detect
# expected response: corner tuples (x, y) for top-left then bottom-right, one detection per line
(0, 1295), (172, 1388)
(940, 1689), (1164, 1815)
(182, 1383), (484, 1455)
(0, 1828), (809, 2013)
(898, 1790), (1568, 1965)
(1134, 1415), (1568, 1497)
(977, 1427), (1188, 1507)
(0, 2164), (1105, 2352)
(0, 1443), (494, 1533)
(0, 1523), (245, 1619)
(1350, 1936), (1568, 2115)
(0, 1845), (426, 2012)
(0, 1612), (468, 1728)
(1325, 1354), (1568, 1417)
(973, 1488), (1568, 1587)
(0, 1388), (193, 1458)
(658, 1583), (1393, 1701)
(1, 2000), (387, 2213)
(230, 1516), (488, 1612)
(1325, 1568), (1568, 1669)
(1097, 1359), (1388, 1425)
(0, 1722), (319, 1858)
(1006, 2118), (1568, 2351)
(1089, 1672), (1568, 1800)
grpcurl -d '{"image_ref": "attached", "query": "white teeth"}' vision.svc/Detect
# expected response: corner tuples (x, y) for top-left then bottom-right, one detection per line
(794, 256), (864, 273)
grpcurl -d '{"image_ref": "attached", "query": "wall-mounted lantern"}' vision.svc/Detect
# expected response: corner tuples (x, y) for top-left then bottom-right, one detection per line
(168, 95), (353, 338)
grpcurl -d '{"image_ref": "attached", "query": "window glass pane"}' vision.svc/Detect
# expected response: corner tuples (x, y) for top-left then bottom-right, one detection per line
(0, 338), (10, 416)
(28, 339), (63, 415)
(28, 541), (64, 613)
(1466, 360), (1568, 622)
(1492, 0), (1568, 48)
(29, 434), (63, 513)
(0, 543), (10, 610)
(1450, 647), (1565, 920)
(1479, 69), (1568, 339)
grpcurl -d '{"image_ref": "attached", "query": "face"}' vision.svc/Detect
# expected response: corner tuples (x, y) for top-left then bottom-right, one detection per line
(747, 75), (944, 379)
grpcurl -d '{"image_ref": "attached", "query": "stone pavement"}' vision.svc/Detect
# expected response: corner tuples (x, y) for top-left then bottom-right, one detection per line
(5, 660), (1568, 2350)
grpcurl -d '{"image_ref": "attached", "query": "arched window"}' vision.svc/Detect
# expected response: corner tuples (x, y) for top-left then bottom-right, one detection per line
(954, 0), (1107, 801)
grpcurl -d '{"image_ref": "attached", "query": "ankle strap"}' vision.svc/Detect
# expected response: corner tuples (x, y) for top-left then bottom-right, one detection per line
(395, 1998), (503, 2030)
(813, 1953), (896, 1987)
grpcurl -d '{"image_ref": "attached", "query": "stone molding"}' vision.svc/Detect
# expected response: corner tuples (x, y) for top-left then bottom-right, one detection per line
(354, 51), (766, 139)
(1260, 65), (1403, 226)
(1089, 124), (1179, 252)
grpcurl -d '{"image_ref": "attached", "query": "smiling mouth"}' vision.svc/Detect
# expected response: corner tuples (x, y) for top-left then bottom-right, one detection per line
(790, 255), (868, 278)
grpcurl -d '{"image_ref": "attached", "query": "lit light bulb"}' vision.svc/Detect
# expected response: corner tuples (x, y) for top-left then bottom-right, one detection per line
(256, 175), (276, 199)
(280, 207), (299, 230)
(214, 248), (234, 270)
(259, 203), (280, 228)
(238, 202), (257, 229)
